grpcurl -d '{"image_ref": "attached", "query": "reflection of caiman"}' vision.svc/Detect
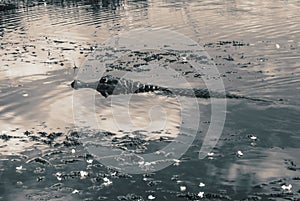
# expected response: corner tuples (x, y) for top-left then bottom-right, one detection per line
(71, 75), (268, 102)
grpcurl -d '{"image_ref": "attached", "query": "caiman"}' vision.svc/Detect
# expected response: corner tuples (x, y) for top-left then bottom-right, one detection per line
(71, 75), (268, 102)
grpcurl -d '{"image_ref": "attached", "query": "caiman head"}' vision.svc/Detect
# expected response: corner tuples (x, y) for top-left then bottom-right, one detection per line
(70, 75), (120, 98)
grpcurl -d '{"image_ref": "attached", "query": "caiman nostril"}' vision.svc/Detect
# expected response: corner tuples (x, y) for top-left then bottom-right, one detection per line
(71, 80), (77, 89)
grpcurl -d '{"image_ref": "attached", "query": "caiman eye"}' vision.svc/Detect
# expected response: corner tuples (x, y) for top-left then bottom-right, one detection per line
(100, 77), (106, 83)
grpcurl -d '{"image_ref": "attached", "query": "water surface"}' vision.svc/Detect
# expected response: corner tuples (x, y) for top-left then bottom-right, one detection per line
(0, 0), (299, 200)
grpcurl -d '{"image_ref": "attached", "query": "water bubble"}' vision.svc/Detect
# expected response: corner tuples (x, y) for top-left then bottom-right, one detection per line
(173, 159), (180, 166)
(237, 150), (244, 157)
(103, 177), (112, 186)
(148, 195), (155, 200)
(87, 159), (93, 164)
(281, 184), (292, 191)
(80, 171), (88, 179)
(199, 182), (205, 187)
(198, 192), (204, 198)
(207, 152), (215, 160)
(207, 152), (214, 156)
(56, 172), (62, 181)
(72, 189), (79, 194)
(180, 186), (186, 192)
(143, 177), (152, 181)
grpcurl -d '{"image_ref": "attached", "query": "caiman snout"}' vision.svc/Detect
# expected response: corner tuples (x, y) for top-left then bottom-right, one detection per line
(71, 80), (81, 89)
(71, 79), (96, 90)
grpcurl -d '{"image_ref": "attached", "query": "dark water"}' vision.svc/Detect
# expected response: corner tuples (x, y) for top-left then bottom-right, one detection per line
(0, 0), (300, 200)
